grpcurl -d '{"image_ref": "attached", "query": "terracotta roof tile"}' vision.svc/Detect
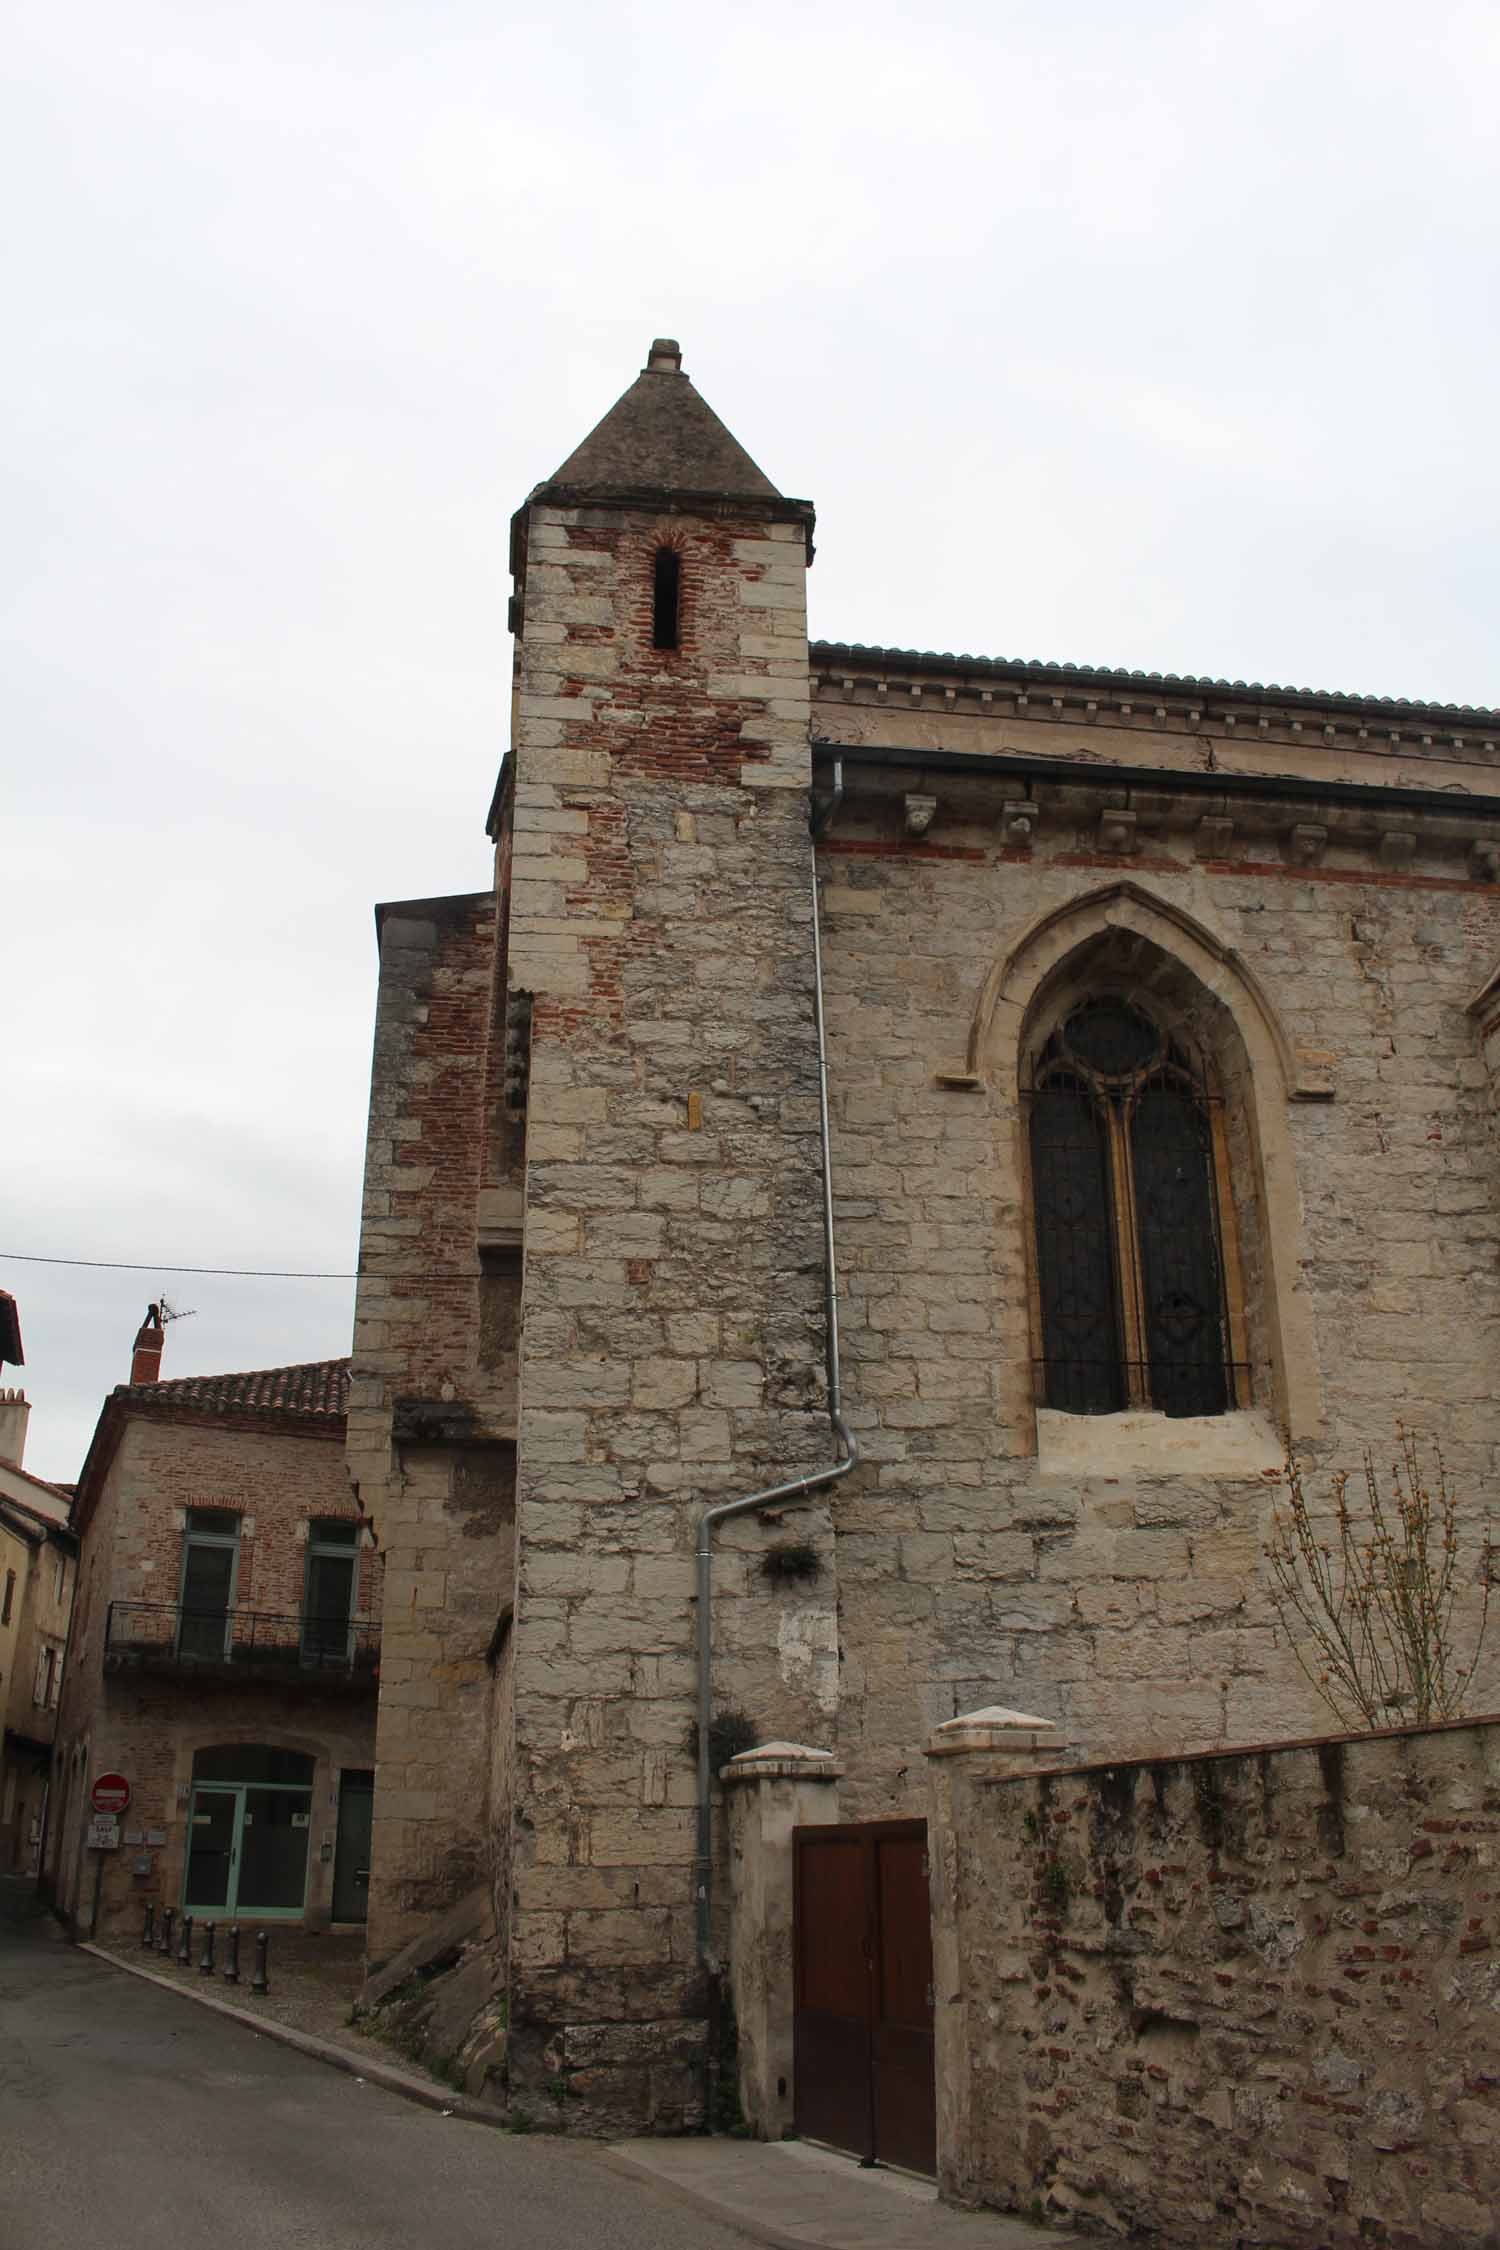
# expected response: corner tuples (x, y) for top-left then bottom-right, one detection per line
(125, 1358), (350, 1426)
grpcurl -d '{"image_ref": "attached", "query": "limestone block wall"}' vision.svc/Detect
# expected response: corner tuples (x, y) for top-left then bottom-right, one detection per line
(816, 774), (1500, 1809)
(347, 892), (520, 1964)
(504, 498), (838, 2128)
(929, 1718), (1500, 2247)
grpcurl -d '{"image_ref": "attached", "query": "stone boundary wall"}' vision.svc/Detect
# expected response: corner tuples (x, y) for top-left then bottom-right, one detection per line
(930, 1717), (1500, 2247)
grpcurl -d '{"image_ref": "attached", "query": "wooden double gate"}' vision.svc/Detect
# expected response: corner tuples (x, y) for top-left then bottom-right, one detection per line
(792, 1819), (936, 2175)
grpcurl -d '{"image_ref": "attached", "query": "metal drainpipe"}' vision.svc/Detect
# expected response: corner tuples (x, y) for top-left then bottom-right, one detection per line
(693, 766), (858, 1980)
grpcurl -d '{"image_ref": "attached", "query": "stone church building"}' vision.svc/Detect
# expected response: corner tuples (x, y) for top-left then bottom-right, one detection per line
(348, 339), (1500, 2139)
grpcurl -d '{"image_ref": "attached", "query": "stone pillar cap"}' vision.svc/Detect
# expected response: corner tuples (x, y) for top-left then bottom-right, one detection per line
(940, 1705), (1054, 1732)
(928, 1705), (1066, 1758)
(721, 1741), (842, 1783)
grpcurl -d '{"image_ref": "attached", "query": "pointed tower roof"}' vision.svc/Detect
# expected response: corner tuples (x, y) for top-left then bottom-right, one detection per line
(545, 338), (781, 503)
(509, 339), (815, 632)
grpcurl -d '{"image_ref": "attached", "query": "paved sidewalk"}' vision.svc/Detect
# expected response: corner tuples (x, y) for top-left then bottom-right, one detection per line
(91, 1926), (373, 2049)
(78, 1941), (505, 2126)
(607, 2138), (1083, 2249)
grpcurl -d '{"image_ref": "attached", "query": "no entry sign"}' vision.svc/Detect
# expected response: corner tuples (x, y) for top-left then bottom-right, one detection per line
(90, 1773), (131, 1816)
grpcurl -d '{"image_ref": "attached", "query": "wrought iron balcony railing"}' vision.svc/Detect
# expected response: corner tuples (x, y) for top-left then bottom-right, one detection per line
(103, 1601), (379, 1688)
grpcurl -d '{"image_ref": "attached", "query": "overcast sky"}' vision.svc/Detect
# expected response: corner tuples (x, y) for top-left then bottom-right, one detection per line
(5, 1), (1498, 1480)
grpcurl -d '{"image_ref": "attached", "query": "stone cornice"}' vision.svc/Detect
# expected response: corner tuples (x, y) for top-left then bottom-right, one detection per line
(811, 639), (1500, 741)
(813, 742), (1500, 882)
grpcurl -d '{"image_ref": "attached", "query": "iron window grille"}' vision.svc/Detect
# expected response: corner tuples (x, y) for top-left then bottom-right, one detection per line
(1025, 996), (1246, 1418)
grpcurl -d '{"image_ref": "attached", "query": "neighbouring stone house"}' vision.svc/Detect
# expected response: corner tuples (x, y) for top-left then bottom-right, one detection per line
(51, 1310), (379, 1940)
(0, 1385), (77, 1874)
(347, 338), (1500, 2146)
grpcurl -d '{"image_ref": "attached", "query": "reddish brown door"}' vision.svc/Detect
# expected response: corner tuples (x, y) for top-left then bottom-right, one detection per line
(793, 1820), (936, 2175)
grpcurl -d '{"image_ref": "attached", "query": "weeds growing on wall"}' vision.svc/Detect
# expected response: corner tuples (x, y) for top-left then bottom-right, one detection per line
(1265, 1426), (1495, 1730)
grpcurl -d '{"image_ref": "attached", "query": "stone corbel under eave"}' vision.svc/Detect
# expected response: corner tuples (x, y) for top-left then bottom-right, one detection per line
(1000, 799), (1038, 849)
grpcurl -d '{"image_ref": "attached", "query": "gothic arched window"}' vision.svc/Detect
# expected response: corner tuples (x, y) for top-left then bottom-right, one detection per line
(1027, 997), (1237, 1418)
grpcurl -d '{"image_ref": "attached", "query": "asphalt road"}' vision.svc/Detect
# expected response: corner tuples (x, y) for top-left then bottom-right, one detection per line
(0, 1917), (753, 2250)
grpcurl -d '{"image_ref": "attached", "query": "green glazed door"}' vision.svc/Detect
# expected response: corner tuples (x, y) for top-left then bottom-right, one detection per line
(184, 1787), (237, 1910)
(183, 1782), (311, 1919)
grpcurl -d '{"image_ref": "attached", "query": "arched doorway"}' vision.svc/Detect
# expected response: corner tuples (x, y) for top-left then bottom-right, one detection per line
(183, 1745), (315, 1920)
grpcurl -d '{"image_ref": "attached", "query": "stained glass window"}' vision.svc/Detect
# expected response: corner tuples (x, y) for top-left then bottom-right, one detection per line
(1029, 1000), (1233, 1418)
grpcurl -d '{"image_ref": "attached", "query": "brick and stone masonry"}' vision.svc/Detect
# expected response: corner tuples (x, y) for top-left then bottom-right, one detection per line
(501, 362), (832, 2128)
(346, 891), (516, 1956)
(347, 337), (1500, 2132)
(351, 341), (838, 2123)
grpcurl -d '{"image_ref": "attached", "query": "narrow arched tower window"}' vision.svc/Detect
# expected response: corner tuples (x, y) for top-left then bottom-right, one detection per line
(1028, 997), (1233, 1417)
(652, 547), (681, 650)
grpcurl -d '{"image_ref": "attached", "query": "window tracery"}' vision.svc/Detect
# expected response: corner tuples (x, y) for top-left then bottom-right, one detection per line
(1026, 996), (1241, 1418)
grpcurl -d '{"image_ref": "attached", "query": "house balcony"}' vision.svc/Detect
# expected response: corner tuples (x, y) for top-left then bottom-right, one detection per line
(102, 1602), (380, 1697)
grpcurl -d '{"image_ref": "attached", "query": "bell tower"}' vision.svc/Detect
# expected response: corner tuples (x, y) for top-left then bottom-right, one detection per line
(499, 340), (832, 2128)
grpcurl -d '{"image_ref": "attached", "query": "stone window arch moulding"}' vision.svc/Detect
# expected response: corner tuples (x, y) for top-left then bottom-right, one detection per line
(968, 882), (1322, 1459)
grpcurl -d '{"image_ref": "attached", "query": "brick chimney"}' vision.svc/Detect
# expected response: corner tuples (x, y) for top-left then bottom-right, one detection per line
(0, 1386), (29, 1467)
(130, 1303), (166, 1386)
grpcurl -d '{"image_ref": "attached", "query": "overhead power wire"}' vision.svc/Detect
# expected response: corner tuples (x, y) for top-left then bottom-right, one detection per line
(2, 1251), (359, 1280)
(4, 1249), (527, 1287)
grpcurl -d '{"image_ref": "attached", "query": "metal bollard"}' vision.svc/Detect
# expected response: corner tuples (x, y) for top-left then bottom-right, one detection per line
(222, 1925), (240, 1986)
(178, 1913), (193, 1967)
(142, 1903), (155, 1949)
(157, 1907), (174, 1958)
(199, 1920), (216, 1975)
(251, 1930), (269, 1995)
